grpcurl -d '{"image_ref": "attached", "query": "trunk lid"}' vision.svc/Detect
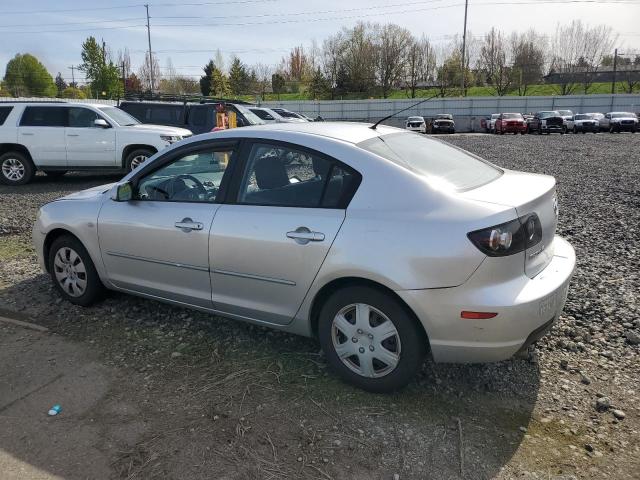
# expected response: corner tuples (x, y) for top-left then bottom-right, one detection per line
(460, 170), (558, 278)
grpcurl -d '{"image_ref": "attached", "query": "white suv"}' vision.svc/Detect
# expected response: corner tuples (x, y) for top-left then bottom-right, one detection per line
(0, 102), (192, 185)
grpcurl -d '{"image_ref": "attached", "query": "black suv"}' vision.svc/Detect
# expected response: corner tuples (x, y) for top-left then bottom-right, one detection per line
(119, 99), (264, 135)
(530, 111), (565, 135)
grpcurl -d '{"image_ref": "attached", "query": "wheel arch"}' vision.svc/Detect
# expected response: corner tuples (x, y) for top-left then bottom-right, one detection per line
(121, 144), (158, 168)
(43, 228), (83, 273)
(0, 143), (35, 163)
(308, 276), (430, 347)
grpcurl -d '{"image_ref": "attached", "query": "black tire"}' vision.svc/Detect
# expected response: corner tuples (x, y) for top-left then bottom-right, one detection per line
(318, 286), (426, 393)
(43, 170), (68, 177)
(124, 148), (154, 172)
(0, 151), (35, 185)
(48, 234), (104, 307)
(537, 127), (542, 135)
(573, 127), (578, 134)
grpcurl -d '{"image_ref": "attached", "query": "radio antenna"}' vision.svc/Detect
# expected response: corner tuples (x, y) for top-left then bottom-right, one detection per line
(370, 94), (440, 130)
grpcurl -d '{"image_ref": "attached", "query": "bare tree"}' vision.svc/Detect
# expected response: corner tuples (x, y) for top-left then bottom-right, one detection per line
(138, 53), (161, 92)
(253, 63), (272, 100)
(116, 48), (131, 78)
(340, 22), (377, 94)
(579, 24), (617, 93)
(322, 32), (344, 99)
(510, 30), (546, 96)
(214, 49), (225, 75)
(478, 27), (512, 96)
(405, 35), (436, 98)
(374, 23), (412, 98)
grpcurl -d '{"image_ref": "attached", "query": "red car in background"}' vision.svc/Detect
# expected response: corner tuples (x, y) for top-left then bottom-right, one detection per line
(495, 113), (528, 135)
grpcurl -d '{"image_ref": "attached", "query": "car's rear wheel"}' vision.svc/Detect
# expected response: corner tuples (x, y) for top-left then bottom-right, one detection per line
(48, 235), (104, 306)
(0, 151), (35, 185)
(125, 148), (154, 172)
(318, 286), (426, 393)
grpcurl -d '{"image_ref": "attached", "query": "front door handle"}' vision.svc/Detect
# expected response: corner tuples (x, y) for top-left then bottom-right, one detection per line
(286, 227), (325, 245)
(21, 132), (34, 136)
(175, 217), (203, 232)
(67, 134), (80, 137)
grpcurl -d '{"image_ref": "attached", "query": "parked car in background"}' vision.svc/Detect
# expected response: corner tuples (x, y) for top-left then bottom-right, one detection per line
(530, 111), (565, 135)
(33, 122), (575, 392)
(480, 116), (490, 132)
(120, 100), (264, 135)
(566, 114), (600, 134)
(270, 108), (310, 122)
(600, 112), (638, 133)
(430, 114), (455, 134)
(250, 107), (306, 123)
(495, 113), (527, 135)
(584, 112), (605, 131)
(488, 113), (500, 133)
(0, 102), (192, 185)
(405, 116), (426, 133)
(557, 110), (574, 133)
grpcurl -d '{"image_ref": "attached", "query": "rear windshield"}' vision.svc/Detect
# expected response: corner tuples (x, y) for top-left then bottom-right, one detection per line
(0, 106), (13, 125)
(358, 132), (502, 191)
(502, 113), (522, 119)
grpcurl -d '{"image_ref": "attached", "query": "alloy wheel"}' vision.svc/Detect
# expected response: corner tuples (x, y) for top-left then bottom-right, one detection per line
(53, 247), (87, 297)
(130, 154), (148, 170)
(331, 303), (401, 378)
(1, 157), (25, 182)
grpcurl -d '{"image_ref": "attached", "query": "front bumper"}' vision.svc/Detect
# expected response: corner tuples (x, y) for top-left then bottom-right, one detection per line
(575, 123), (599, 131)
(500, 125), (527, 133)
(611, 123), (637, 131)
(541, 124), (563, 132)
(397, 235), (576, 363)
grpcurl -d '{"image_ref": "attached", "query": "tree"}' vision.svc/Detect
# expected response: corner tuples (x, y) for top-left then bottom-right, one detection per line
(3, 53), (56, 97)
(228, 57), (249, 96)
(322, 32), (345, 99)
(253, 63), (272, 100)
(126, 73), (143, 94)
(405, 35), (436, 98)
(510, 30), (545, 96)
(210, 65), (228, 96)
(138, 52), (161, 92)
(375, 24), (412, 98)
(200, 60), (216, 96)
(61, 86), (86, 99)
(437, 51), (473, 97)
(271, 73), (285, 100)
(308, 67), (329, 100)
(478, 28), (512, 96)
(55, 72), (67, 97)
(340, 23), (377, 94)
(80, 36), (123, 98)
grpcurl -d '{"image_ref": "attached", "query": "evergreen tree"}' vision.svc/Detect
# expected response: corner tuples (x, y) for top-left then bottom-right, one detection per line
(228, 57), (249, 96)
(55, 73), (67, 97)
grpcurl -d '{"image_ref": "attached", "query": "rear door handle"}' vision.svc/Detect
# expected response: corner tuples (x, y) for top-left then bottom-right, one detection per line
(287, 227), (325, 245)
(21, 132), (34, 136)
(67, 134), (80, 137)
(174, 217), (203, 232)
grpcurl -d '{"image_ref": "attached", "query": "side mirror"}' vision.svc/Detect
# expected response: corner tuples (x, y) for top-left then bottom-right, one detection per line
(94, 118), (110, 128)
(111, 181), (133, 202)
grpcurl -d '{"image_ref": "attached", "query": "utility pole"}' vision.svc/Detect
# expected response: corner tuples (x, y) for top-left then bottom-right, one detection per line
(68, 65), (76, 87)
(145, 4), (154, 92)
(121, 62), (127, 95)
(460, 0), (469, 96)
(611, 48), (618, 94)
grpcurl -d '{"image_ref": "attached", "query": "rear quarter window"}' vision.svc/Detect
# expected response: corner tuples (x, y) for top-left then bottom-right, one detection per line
(358, 132), (502, 191)
(0, 106), (13, 125)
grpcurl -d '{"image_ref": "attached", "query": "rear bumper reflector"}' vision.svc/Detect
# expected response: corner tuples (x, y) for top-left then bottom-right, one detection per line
(460, 311), (498, 320)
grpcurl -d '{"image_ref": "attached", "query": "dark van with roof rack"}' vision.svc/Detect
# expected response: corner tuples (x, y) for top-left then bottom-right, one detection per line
(119, 96), (265, 135)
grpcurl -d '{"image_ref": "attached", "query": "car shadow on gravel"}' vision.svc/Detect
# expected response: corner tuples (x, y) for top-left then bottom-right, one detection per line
(0, 273), (542, 480)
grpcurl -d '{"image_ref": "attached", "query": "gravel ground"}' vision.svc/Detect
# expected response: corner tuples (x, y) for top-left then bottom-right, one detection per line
(0, 133), (639, 480)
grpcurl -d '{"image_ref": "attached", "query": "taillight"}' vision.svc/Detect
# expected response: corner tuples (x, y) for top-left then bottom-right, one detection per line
(467, 214), (542, 257)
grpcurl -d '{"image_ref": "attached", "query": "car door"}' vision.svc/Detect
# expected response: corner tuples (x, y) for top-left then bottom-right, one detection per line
(65, 106), (117, 167)
(98, 140), (238, 308)
(18, 106), (67, 167)
(210, 140), (361, 325)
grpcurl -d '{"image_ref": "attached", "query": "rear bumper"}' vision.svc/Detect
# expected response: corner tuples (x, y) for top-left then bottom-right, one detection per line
(397, 235), (576, 363)
(500, 125), (527, 133)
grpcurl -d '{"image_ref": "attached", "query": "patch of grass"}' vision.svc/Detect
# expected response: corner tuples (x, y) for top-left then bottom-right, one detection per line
(0, 235), (32, 260)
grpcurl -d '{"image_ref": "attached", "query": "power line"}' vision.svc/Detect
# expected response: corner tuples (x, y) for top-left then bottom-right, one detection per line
(0, 18), (147, 29)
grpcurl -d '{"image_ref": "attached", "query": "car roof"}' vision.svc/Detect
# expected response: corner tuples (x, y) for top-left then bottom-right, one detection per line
(191, 121), (401, 144)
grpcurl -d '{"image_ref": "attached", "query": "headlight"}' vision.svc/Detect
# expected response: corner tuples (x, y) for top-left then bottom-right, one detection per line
(160, 135), (182, 143)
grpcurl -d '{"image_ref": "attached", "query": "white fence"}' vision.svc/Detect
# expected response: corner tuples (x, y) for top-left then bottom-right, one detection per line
(261, 94), (640, 131)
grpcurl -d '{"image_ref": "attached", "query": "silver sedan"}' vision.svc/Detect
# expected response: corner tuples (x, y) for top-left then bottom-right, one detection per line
(33, 123), (576, 392)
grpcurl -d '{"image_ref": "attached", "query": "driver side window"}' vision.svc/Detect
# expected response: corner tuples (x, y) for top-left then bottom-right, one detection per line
(136, 148), (234, 203)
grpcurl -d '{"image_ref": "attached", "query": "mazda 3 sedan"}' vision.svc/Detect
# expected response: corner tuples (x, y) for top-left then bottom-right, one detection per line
(33, 123), (575, 392)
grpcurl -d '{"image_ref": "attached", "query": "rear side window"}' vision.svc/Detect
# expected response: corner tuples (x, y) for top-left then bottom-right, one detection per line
(358, 133), (502, 191)
(148, 106), (183, 125)
(20, 106), (67, 127)
(0, 106), (13, 125)
(237, 142), (360, 208)
(188, 106), (209, 127)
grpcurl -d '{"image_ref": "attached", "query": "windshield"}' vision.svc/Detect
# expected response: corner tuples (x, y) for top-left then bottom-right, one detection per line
(436, 114), (452, 119)
(233, 105), (264, 125)
(491, 114), (500, 119)
(275, 109), (299, 119)
(408, 117), (423, 122)
(358, 133), (502, 191)
(502, 113), (522, 119)
(100, 107), (140, 126)
(611, 112), (635, 118)
(539, 111), (559, 119)
(558, 110), (573, 116)
(575, 114), (591, 120)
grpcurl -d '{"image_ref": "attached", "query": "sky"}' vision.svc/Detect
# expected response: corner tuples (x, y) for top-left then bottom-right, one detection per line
(1, 0), (639, 85)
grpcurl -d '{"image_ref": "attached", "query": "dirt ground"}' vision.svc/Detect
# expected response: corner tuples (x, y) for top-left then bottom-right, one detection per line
(1, 134), (639, 479)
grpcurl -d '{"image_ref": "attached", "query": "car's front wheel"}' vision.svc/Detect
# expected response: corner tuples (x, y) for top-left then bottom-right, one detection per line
(318, 286), (426, 393)
(0, 151), (35, 185)
(48, 235), (104, 306)
(125, 148), (154, 172)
